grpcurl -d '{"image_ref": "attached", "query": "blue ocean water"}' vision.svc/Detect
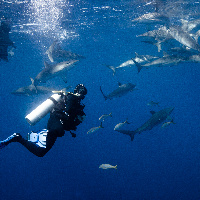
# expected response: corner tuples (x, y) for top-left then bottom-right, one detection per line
(1, 0), (200, 199)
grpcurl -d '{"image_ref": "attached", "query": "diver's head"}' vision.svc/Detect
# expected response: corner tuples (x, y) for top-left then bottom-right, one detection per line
(74, 84), (87, 99)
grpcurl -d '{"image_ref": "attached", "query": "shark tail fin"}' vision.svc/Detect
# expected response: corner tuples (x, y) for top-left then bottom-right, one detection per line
(100, 86), (108, 100)
(131, 58), (143, 73)
(114, 165), (117, 169)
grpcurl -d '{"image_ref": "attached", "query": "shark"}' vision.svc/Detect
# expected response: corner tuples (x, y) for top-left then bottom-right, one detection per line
(132, 12), (169, 26)
(131, 53), (187, 72)
(11, 78), (56, 96)
(105, 53), (158, 75)
(168, 25), (200, 52)
(34, 60), (79, 86)
(181, 18), (200, 32)
(100, 82), (136, 100)
(46, 40), (85, 62)
(137, 26), (172, 52)
(137, 26), (171, 41)
(115, 107), (174, 141)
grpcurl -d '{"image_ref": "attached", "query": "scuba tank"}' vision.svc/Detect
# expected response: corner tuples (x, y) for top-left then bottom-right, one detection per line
(25, 93), (63, 126)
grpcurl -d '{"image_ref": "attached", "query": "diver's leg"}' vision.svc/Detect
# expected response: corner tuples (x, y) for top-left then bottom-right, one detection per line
(0, 131), (58, 157)
(17, 137), (48, 157)
(17, 130), (58, 157)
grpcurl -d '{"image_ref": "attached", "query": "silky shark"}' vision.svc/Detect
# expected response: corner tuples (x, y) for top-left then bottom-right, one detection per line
(100, 82), (136, 100)
(11, 78), (56, 96)
(137, 26), (172, 52)
(132, 53), (187, 71)
(132, 12), (169, 26)
(34, 60), (79, 86)
(168, 25), (200, 52)
(181, 18), (200, 32)
(105, 53), (158, 75)
(46, 41), (85, 62)
(115, 107), (174, 141)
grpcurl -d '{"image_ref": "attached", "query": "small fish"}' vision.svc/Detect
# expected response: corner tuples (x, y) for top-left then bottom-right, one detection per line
(87, 122), (104, 134)
(99, 164), (117, 170)
(99, 112), (112, 121)
(114, 119), (130, 130)
(162, 119), (175, 128)
(147, 101), (160, 107)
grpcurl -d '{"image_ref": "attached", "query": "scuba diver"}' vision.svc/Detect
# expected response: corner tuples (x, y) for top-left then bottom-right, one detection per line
(0, 20), (15, 61)
(0, 84), (87, 157)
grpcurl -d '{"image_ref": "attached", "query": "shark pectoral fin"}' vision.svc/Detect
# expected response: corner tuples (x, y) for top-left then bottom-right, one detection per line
(166, 116), (172, 121)
(131, 58), (143, 73)
(44, 61), (51, 68)
(61, 74), (68, 83)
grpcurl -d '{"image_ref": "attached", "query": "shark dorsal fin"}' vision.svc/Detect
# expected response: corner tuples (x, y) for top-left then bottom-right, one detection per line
(30, 78), (34, 85)
(135, 52), (139, 58)
(44, 61), (50, 68)
(150, 111), (156, 115)
(118, 82), (122, 86)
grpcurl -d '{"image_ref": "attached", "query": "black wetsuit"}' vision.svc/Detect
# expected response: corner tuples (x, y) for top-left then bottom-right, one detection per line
(0, 84), (87, 157)
(15, 92), (86, 157)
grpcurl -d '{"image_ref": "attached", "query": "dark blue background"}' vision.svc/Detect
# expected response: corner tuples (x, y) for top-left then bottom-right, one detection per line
(0, 0), (200, 199)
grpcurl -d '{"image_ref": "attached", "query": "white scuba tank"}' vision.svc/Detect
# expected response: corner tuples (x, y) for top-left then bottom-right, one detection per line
(25, 94), (62, 126)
